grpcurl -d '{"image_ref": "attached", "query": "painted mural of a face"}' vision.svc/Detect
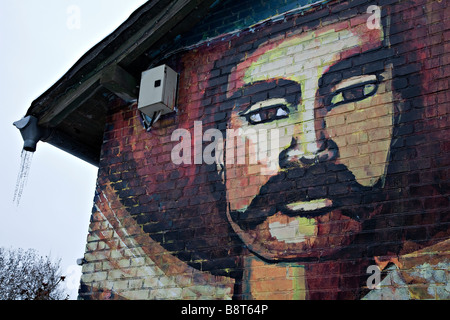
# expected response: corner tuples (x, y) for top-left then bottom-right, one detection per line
(222, 12), (396, 261)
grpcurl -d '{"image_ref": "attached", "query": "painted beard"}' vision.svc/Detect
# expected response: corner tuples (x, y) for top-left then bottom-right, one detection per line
(227, 159), (386, 233)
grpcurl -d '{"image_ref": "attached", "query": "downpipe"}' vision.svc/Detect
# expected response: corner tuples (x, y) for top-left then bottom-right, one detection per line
(13, 115), (49, 152)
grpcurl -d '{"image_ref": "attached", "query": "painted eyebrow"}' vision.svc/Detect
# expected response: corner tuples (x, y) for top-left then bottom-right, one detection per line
(333, 74), (378, 91)
(239, 98), (289, 116)
(318, 47), (393, 93)
(228, 79), (301, 110)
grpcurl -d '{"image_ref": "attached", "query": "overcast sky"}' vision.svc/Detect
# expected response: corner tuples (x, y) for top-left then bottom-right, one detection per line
(0, 0), (148, 299)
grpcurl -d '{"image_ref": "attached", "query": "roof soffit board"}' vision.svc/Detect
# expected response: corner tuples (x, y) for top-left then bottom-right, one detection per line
(29, 0), (209, 127)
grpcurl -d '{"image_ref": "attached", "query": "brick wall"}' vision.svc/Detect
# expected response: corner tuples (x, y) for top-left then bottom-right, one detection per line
(79, 0), (449, 300)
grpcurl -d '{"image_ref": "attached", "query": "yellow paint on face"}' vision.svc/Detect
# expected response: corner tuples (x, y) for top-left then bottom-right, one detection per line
(240, 30), (361, 169)
(223, 14), (392, 261)
(296, 217), (317, 238)
(268, 215), (317, 244)
(233, 27), (393, 188)
(325, 66), (394, 187)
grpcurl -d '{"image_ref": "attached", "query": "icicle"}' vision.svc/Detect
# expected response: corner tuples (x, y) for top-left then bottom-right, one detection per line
(13, 149), (34, 207)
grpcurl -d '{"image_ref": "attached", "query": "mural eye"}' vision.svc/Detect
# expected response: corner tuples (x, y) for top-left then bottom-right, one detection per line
(276, 107), (289, 117)
(245, 105), (290, 124)
(249, 113), (262, 123)
(239, 98), (291, 125)
(363, 83), (377, 96)
(330, 75), (379, 107)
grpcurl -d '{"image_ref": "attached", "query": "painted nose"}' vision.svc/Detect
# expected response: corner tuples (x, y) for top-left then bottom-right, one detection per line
(279, 131), (338, 168)
(278, 78), (339, 168)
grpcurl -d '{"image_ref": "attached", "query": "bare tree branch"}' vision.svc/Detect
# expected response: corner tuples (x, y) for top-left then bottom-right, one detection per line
(0, 247), (69, 300)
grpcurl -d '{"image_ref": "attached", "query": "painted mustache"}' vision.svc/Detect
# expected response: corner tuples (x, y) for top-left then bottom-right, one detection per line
(228, 162), (382, 230)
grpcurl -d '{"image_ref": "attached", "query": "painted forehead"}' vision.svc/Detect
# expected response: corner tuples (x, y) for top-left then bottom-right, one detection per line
(230, 19), (385, 90)
(245, 29), (361, 83)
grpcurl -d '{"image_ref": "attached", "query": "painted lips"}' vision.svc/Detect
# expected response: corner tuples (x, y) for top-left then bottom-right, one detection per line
(285, 198), (333, 212)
